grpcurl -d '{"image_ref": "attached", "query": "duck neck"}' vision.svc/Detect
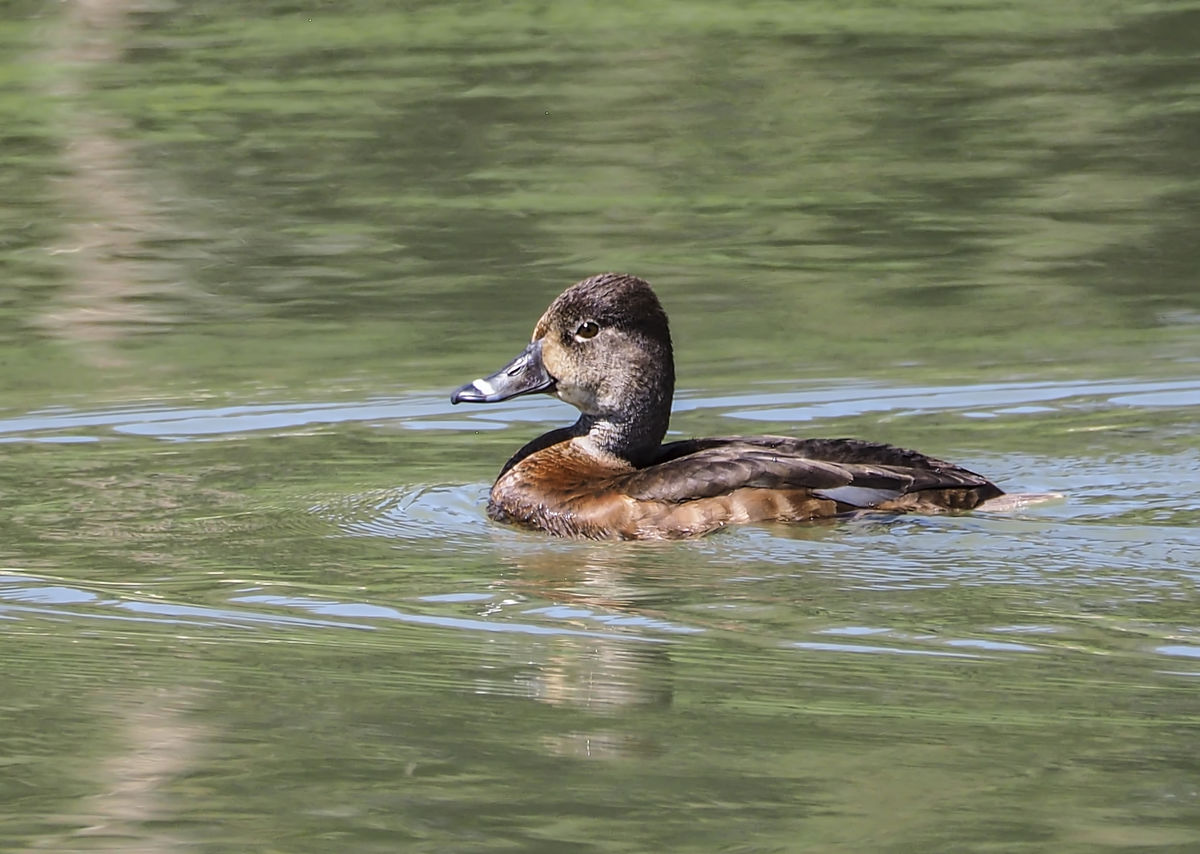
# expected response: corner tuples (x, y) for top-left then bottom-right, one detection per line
(572, 412), (667, 467)
(572, 379), (673, 468)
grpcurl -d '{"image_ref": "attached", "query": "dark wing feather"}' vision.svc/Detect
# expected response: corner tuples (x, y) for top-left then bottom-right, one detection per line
(621, 443), (852, 502)
(635, 436), (999, 507)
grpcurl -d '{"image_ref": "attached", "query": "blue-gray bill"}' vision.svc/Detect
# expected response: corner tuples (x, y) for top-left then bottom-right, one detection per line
(450, 340), (555, 404)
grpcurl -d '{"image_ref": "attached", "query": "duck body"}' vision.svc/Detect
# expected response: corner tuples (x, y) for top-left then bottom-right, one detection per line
(451, 273), (1011, 541)
(488, 433), (1001, 540)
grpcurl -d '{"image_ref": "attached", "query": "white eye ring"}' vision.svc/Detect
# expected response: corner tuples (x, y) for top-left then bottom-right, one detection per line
(574, 320), (600, 341)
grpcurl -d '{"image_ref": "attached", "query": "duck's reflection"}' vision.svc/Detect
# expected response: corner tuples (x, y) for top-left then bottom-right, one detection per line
(480, 542), (690, 760)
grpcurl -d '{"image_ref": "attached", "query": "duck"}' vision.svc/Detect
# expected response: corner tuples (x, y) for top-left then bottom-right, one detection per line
(451, 273), (1044, 540)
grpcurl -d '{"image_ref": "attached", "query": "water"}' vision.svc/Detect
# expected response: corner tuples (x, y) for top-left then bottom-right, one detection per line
(3, 1), (1200, 851)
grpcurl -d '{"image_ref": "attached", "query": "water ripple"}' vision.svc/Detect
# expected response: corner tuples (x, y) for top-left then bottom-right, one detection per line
(311, 483), (492, 542)
(0, 575), (677, 642)
(0, 376), (1197, 441)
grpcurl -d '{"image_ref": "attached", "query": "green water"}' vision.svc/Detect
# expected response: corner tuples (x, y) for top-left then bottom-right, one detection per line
(2, 1), (1199, 851)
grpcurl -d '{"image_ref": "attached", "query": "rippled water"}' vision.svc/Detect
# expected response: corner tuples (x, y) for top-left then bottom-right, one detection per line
(3, 381), (1200, 850)
(3, 0), (1200, 851)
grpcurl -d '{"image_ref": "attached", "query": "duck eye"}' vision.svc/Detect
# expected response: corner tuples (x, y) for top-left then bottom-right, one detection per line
(574, 320), (600, 340)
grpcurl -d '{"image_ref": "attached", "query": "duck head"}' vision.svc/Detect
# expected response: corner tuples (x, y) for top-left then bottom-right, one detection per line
(451, 273), (675, 463)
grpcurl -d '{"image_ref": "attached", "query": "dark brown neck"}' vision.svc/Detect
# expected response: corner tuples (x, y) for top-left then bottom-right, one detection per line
(574, 365), (673, 467)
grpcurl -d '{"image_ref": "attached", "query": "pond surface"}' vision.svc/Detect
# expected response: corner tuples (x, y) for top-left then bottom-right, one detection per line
(2, 1), (1200, 851)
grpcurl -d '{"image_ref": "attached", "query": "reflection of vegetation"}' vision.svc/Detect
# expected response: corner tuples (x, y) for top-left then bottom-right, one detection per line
(34, 0), (184, 360)
(1, 0), (1197, 406)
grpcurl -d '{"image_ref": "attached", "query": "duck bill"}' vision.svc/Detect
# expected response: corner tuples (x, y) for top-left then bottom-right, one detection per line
(451, 340), (556, 404)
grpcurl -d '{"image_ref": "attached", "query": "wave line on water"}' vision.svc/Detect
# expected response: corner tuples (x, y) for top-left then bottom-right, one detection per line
(3, 376), (1199, 442)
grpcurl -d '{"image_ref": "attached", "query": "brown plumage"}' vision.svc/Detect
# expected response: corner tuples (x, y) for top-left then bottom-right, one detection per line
(451, 273), (1040, 540)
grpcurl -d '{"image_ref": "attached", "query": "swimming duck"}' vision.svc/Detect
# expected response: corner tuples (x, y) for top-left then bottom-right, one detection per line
(451, 273), (1025, 540)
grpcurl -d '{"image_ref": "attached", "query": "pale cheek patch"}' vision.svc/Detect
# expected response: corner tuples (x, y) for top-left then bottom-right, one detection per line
(557, 384), (598, 413)
(471, 377), (497, 396)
